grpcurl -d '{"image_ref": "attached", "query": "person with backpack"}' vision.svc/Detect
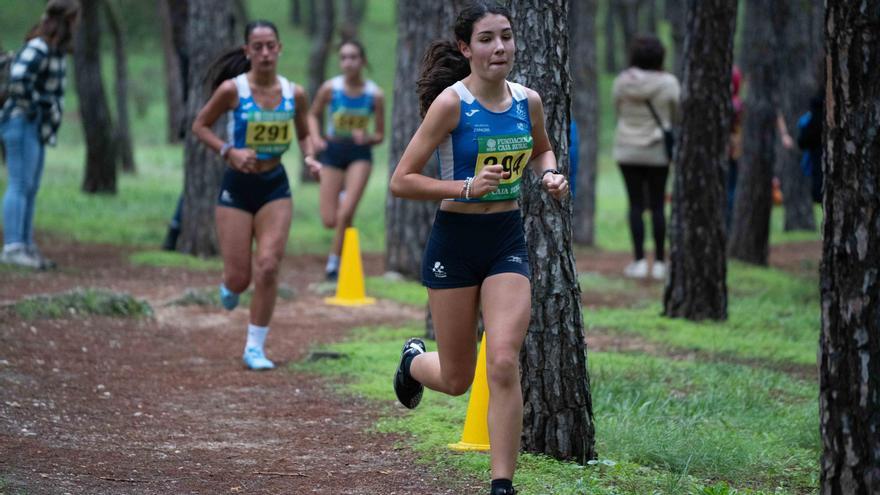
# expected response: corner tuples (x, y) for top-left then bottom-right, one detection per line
(0, 0), (80, 269)
(612, 35), (680, 280)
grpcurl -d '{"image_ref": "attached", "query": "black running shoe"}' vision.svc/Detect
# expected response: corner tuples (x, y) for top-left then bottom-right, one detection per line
(393, 338), (426, 409)
(490, 487), (516, 495)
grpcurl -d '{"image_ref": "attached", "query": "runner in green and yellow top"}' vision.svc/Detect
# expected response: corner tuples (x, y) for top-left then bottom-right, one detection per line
(388, 3), (568, 495)
(308, 40), (385, 281)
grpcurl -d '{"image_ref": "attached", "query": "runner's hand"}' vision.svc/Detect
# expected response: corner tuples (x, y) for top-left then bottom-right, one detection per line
(471, 164), (510, 198)
(305, 155), (322, 181)
(311, 135), (328, 153)
(227, 148), (258, 173)
(542, 171), (569, 199)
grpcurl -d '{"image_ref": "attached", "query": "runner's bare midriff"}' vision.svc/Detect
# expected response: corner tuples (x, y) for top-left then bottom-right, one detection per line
(439, 199), (518, 214)
(252, 156), (283, 173)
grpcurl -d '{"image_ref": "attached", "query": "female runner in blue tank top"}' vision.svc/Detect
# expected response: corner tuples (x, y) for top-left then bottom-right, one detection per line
(389, 3), (568, 495)
(307, 40), (385, 280)
(192, 20), (320, 371)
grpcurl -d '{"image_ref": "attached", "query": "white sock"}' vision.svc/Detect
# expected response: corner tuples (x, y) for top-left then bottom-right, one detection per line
(326, 254), (340, 272)
(245, 323), (269, 351)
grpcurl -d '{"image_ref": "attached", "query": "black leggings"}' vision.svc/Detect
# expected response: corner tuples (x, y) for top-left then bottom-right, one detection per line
(619, 164), (669, 261)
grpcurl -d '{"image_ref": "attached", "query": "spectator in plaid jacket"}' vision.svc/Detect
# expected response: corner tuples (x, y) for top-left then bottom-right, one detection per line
(0, 0), (80, 269)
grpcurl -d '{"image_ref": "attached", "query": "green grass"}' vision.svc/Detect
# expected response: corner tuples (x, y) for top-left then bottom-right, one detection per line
(586, 262), (819, 368)
(130, 250), (224, 271)
(365, 275), (427, 306)
(297, 324), (818, 494)
(12, 288), (153, 320)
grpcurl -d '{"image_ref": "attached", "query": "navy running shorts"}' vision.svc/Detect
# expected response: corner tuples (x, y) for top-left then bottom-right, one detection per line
(421, 209), (531, 289)
(320, 140), (373, 170)
(217, 165), (291, 215)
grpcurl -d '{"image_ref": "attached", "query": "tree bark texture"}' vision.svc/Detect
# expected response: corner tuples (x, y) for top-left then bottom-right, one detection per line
(103, 0), (135, 173)
(728, 0), (782, 265)
(290, 0), (302, 26)
(820, 3), (880, 493)
(570, 0), (599, 246)
(603, 0), (617, 73)
(340, 0), (368, 40)
(73, 0), (117, 194)
(616, 0), (639, 61)
(662, 0), (736, 321)
(509, 0), (596, 464)
(302, 0), (335, 181)
(777, 0), (823, 232)
(179, 0), (236, 256)
(384, 1), (464, 279)
(665, 0), (686, 79)
(158, 0), (188, 143)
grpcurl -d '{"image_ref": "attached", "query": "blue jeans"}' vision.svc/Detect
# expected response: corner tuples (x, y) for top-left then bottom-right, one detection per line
(1, 115), (46, 248)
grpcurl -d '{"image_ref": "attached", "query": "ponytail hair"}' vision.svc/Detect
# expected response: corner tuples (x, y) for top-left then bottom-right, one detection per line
(204, 19), (280, 92)
(416, 41), (469, 117)
(416, 1), (512, 117)
(205, 49), (251, 92)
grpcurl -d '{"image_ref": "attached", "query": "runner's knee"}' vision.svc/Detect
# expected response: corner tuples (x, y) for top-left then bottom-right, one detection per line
(487, 351), (520, 390)
(253, 254), (281, 285)
(442, 369), (475, 396)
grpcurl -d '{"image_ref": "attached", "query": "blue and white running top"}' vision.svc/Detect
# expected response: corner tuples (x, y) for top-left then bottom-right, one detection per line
(326, 75), (377, 140)
(437, 80), (533, 202)
(226, 73), (296, 160)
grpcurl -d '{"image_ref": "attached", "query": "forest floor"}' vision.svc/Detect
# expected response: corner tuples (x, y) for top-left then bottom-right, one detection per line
(0, 236), (820, 494)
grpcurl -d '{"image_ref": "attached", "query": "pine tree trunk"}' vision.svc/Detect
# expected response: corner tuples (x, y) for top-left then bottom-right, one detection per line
(728, 0), (781, 266)
(820, 3), (880, 493)
(663, 0), (736, 321)
(643, 0), (658, 34)
(290, 0), (301, 26)
(158, 0), (188, 144)
(302, 0), (334, 182)
(74, 0), (117, 194)
(340, 0), (368, 40)
(603, 0), (617, 73)
(570, 0), (599, 246)
(178, 0), (236, 256)
(617, 0), (639, 59)
(384, 1), (463, 279)
(665, 0), (686, 79)
(777, 0), (822, 232)
(103, 0), (135, 174)
(509, 0), (596, 464)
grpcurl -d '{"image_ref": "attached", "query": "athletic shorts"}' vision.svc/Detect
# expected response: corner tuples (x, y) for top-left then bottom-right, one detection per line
(320, 140), (372, 170)
(217, 165), (291, 215)
(421, 209), (531, 289)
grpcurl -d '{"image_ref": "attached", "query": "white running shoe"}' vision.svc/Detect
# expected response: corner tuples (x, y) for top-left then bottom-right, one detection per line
(1, 245), (43, 269)
(623, 259), (649, 278)
(651, 261), (667, 281)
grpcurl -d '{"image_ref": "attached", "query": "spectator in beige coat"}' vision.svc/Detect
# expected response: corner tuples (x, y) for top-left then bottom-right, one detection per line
(612, 35), (680, 280)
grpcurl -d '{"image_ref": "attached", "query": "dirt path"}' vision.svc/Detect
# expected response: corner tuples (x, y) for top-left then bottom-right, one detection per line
(0, 238), (821, 494)
(0, 240), (480, 494)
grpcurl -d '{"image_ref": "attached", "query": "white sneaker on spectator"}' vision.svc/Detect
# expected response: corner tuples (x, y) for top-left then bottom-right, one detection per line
(623, 259), (649, 278)
(651, 261), (667, 281)
(1, 245), (43, 269)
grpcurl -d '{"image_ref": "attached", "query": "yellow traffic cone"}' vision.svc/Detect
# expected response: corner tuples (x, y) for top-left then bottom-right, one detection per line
(325, 227), (376, 306)
(448, 332), (491, 452)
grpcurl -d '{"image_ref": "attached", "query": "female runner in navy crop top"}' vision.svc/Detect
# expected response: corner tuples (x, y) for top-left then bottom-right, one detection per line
(191, 20), (320, 371)
(388, 3), (568, 495)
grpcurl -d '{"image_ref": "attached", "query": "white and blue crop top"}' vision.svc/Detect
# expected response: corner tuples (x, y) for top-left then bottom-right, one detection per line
(325, 75), (377, 139)
(226, 73), (296, 160)
(437, 80), (533, 202)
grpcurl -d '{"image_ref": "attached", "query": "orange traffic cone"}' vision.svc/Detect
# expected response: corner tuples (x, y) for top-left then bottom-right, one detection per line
(325, 227), (376, 306)
(448, 332), (491, 452)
